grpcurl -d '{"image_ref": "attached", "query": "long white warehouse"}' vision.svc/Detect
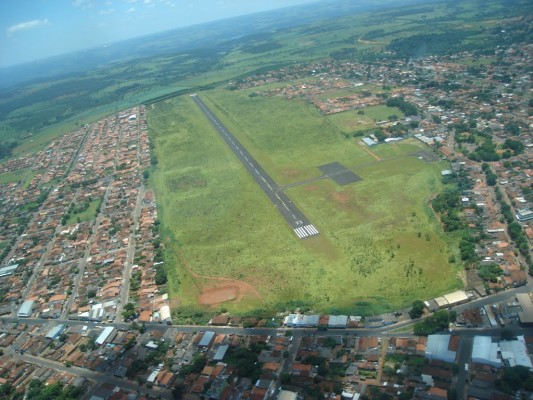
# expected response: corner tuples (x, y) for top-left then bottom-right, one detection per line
(95, 326), (115, 346)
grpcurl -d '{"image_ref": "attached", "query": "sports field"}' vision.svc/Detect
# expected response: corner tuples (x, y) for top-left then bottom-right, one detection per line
(149, 89), (461, 315)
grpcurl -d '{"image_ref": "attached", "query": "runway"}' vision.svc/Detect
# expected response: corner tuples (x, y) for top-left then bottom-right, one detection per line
(191, 94), (319, 239)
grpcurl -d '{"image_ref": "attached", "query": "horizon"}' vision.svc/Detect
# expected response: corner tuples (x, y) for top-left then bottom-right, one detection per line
(0, 0), (319, 69)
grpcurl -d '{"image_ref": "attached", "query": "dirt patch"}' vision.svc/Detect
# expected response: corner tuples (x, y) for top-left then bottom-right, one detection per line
(466, 268), (484, 290)
(178, 249), (265, 306)
(358, 142), (382, 161)
(332, 192), (350, 204)
(198, 285), (239, 305)
(284, 169), (302, 178)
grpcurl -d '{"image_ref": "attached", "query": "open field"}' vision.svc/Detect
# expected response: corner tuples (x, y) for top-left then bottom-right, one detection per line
(0, 167), (38, 187)
(66, 199), (101, 225)
(149, 91), (461, 314)
(326, 105), (403, 134)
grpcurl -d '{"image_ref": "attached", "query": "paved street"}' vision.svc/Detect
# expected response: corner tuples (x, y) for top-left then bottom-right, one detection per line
(1, 276), (531, 399)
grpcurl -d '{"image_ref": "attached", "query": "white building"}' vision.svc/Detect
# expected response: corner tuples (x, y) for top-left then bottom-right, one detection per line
(472, 336), (501, 368)
(17, 300), (34, 318)
(95, 327), (114, 346)
(500, 336), (533, 369)
(425, 335), (457, 363)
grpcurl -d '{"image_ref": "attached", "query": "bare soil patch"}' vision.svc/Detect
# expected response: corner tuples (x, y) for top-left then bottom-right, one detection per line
(333, 192), (350, 204)
(198, 285), (240, 305)
(284, 169), (302, 178)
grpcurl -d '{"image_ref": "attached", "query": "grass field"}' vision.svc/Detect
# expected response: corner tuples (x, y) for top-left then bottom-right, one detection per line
(66, 199), (101, 225)
(148, 90), (461, 315)
(326, 105), (403, 134)
(0, 167), (38, 187)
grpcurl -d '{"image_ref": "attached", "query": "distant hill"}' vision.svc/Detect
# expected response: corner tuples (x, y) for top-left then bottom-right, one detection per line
(0, 0), (430, 89)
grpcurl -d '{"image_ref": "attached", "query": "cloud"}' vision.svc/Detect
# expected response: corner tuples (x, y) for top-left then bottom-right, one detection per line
(144, 0), (152, 4)
(126, 7), (136, 13)
(7, 19), (50, 36)
(100, 8), (115, 15)
(72, 0), (93, 8)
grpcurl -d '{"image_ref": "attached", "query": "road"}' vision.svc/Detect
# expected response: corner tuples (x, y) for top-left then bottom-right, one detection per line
(2, 276), (532, 398)
(62, 180), (114, 319)
(7, 351), (172, 400)
(115, 184), (144, 322)
(455, 335), (473, 400)
(191, 94), (319, 240)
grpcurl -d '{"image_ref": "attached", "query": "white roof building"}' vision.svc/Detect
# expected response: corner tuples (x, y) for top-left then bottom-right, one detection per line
(500, 336), (533, 369)
(328, 315), (348, 328)
(95, 327), (114, 346)
(284, 314), (320, 327)
(472, 336), (501, 368)
(17, 300), (34, 318)
(425, 335), (456, 363)
(160, 305), (171, 323)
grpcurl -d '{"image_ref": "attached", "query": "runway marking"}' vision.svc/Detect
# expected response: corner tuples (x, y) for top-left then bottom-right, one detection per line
(194, 96), (321, 242)
(294, 227), (307, 238)
(306, 224), (319, 235)
(293, 224), (319, 239)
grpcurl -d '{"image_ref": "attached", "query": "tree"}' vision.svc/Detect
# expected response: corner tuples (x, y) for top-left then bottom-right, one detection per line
(409, 300), (425, 319)
(280, 373), (291, 384)
(496, 365), (533, 394)
(503, 139), (524, 155)
(139, 323), (147, 334)
(122, 302), (136, 320)
(414, 310), (453, 336)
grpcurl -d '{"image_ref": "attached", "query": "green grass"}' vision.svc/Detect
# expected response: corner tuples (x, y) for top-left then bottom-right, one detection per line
(66, 199), (101, 225)
(326, 105), (403, 134)
(199, 89), (375, 185)
(0, 168), (38, 187)
(148, 91), (461, 314)
(364, 105), (403, 121)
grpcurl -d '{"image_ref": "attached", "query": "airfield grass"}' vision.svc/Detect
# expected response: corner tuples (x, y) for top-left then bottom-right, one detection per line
(326, 105), (403, 134)
(148, 90), (461, 314)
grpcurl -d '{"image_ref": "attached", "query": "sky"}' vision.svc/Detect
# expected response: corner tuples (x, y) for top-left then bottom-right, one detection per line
(0, 0), (318, 68)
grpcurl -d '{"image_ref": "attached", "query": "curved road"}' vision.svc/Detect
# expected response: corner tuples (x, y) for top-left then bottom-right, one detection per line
(191, 94), (319, 239)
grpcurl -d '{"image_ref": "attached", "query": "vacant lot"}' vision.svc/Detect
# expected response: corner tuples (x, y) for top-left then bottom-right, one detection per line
(149, 90), (460, 314)
(326, 105), (403, 134)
